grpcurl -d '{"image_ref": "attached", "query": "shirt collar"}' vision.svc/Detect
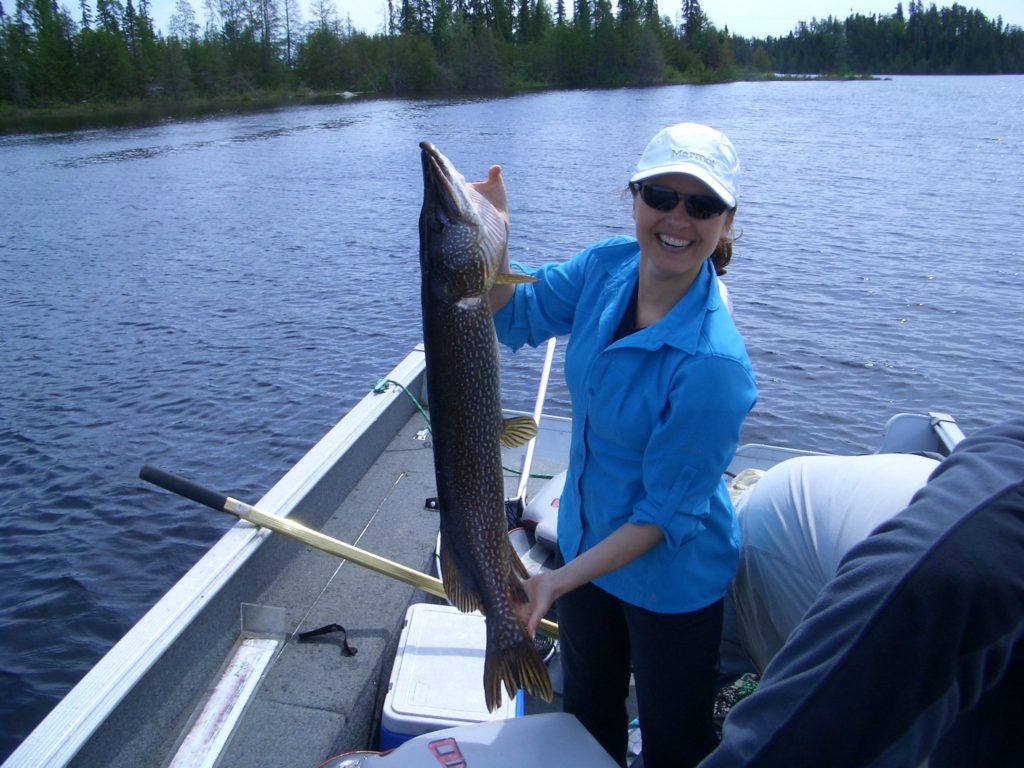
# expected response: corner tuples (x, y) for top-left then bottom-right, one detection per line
(594, 239), (722, 354)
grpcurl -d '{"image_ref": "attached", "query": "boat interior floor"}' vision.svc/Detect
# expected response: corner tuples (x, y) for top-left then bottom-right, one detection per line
(203, 412), (573, 767)
(215, 413), (451, 766)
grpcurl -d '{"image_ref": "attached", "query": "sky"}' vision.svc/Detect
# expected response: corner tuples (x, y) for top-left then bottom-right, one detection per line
(145, 0), (1022, 41)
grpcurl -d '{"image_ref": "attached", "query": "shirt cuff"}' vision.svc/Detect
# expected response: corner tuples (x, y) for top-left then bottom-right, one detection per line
(631, 496), (706, 550)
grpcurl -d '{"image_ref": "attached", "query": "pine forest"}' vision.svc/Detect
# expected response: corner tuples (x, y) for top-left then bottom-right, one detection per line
(2, 0), (1022, 113)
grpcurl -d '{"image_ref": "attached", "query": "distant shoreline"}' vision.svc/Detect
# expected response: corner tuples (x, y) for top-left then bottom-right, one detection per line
(0, 90), (366, 134)
(0, 74), (885, 135)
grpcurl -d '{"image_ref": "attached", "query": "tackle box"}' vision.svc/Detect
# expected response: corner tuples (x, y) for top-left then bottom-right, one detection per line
(379, 603), (523, 750)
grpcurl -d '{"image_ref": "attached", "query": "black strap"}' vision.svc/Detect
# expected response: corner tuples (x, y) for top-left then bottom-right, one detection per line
(297, 623), (357, 656)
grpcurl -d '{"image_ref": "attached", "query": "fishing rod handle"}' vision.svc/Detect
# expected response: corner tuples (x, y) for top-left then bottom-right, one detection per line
(139, 463), (560, 640)
(139, 465), (229, 512)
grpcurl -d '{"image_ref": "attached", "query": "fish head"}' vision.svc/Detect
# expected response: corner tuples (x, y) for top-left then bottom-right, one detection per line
(419, 142), (508, 304)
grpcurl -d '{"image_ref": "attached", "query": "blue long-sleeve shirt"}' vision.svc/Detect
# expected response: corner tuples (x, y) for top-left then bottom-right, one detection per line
(494, 236), (757, 613)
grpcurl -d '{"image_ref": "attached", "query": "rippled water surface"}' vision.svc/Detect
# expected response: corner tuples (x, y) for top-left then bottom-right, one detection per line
(2, 76), (1022, 758)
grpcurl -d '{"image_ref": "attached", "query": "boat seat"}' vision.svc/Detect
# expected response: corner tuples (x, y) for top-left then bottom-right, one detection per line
(521, 470), (566, 545)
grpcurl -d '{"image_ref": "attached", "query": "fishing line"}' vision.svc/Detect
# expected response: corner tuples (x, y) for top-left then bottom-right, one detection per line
(502, 465), (555, 480)
(373, 378), (431, 429)
(374, 376), (553, 480)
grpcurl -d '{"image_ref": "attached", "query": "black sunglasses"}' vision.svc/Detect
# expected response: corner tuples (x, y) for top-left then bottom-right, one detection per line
(630, 182), (729, 220)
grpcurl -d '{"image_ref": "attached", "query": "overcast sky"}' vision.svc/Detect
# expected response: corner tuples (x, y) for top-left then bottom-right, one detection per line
(146, 0), (1022, 43)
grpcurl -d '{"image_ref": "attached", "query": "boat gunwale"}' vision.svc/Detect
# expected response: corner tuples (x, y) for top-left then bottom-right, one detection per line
(3, 347), (429, 768)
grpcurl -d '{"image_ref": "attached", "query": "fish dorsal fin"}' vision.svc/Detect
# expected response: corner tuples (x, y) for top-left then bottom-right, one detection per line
(495, 272), (539, 285)
(500, 416), (538, 448)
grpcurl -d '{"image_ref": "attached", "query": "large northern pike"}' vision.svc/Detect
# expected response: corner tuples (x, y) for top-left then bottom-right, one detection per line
(418, 141), (553, 711)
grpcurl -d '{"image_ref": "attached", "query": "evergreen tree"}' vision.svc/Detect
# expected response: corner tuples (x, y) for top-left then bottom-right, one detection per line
(27, 0), (77, 100)
(2, 2), (34, 103)
(96, 0), (123, 33)
(574, 0), (590, 33)
(415, 0), (431, 34)
(397, 0), (414, 34)
(532, 0), (551, 41)
(591, 0), (616, 81)
(492, 0), (513, 42)
(516, 0), (530, 43)
(681, 0), (704, 43)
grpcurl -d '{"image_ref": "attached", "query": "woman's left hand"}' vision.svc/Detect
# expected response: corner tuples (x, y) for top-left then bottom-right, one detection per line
(516, 523), (665, 635)
(470, 165), (509, 225)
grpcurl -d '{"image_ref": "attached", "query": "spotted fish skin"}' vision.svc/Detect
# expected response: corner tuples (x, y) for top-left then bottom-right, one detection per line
(418, 142), (552, 711)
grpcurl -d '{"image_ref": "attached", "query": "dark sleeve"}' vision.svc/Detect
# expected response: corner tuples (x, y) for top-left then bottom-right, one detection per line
(701, 419), (1024, 768)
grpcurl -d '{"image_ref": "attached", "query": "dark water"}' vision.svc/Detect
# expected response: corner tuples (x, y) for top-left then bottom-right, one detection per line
(2, 76), (1022, 758)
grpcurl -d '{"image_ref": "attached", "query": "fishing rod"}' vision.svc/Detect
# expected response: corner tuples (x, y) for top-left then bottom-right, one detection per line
(139, 465), (559, 640)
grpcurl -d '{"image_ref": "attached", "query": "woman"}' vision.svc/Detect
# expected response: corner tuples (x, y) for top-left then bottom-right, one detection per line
(479, 122), (757, 768)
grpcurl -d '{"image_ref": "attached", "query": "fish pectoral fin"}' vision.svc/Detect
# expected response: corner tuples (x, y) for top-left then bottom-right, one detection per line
(500, 416), (538, 448)
(440, 536), (483, 614)
(494, 272), (539, 284)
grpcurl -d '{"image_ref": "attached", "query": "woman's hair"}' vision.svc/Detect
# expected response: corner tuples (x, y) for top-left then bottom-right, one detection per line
(712, 232), (733, 276)
(712, 209), (738, 275)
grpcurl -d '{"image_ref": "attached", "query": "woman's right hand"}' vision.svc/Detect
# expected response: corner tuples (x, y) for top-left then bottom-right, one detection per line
(516, 569), (563, 637)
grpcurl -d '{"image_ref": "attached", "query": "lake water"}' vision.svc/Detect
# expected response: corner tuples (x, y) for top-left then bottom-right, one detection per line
(1, 76), (1022, 758)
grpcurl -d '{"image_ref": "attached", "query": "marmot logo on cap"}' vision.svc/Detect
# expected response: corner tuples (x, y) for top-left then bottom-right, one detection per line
(671, 149), (718, 168)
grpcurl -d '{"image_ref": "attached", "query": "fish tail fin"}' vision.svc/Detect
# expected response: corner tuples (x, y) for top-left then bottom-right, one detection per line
(483, 617), (555, 712)
(439, 533), (482, 613)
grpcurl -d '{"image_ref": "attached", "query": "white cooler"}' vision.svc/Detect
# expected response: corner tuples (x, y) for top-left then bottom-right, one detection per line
(379, 603), (522, 750)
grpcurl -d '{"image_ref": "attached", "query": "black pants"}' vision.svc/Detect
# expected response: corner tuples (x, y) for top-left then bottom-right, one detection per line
(558, 580), (723, 768)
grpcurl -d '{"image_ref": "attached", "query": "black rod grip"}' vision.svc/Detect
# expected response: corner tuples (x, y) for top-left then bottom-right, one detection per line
(139, 465), (230, 511)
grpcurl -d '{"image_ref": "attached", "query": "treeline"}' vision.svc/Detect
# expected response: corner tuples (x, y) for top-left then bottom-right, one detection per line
(1, 0), (1022, 109)
(744, 1), (1024, 74)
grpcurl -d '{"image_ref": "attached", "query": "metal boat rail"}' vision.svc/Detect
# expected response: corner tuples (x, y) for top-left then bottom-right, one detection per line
(4, 348), (434, 768)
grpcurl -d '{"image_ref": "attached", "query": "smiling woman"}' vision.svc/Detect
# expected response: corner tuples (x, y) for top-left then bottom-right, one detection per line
(631, 172), (737, 322)
(479, 121), (758, 768)
(626, 123), (740, 326)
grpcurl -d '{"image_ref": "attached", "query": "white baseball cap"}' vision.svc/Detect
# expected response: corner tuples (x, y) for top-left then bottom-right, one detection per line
(630, 123), (740, 208)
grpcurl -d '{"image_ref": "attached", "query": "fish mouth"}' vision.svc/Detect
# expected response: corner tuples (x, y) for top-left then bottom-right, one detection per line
(419, 141), (509, 296)
(420, 141), (474, 224)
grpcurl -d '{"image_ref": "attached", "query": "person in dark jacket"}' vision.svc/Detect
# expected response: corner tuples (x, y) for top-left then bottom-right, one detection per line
(701, 418), (1024, 768)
